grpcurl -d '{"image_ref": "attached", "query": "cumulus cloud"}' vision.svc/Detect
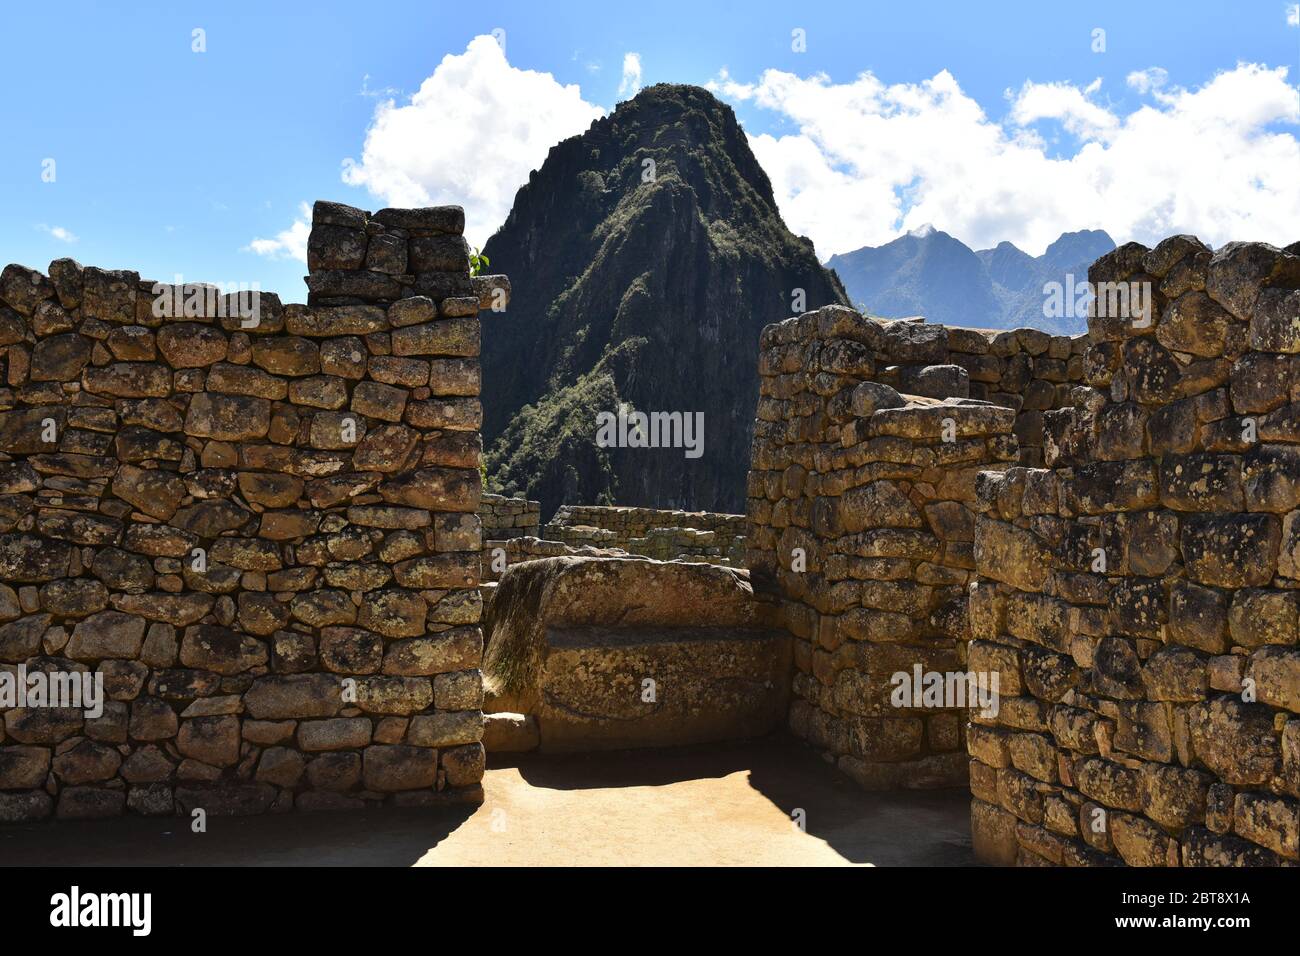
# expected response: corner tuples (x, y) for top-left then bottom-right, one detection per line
(1009, 79), (1117, 139)
(1126, 67), (1169, 95)
(619, 53), (643, 98)
(36, 224), (77, 244)
(342, 35), (604, 247)
(709, 62), (1300, 257)
(245, 202), (310, 263)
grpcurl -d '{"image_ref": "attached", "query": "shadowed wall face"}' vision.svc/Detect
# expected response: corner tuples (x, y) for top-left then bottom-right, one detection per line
(0, 200), (505, 822)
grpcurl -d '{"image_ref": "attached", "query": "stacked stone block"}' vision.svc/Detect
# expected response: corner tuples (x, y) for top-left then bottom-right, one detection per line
(545, 504), (747, 564)
(478, 493), (541, 540)
(943, 327), (1087, 467)
(0, 198), (508, 821)
(967, 237), (1300, 866)
(746, 305), (1018, 788)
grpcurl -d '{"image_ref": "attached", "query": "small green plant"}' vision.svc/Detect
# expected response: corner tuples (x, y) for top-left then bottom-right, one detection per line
(470, 246), (490, 277)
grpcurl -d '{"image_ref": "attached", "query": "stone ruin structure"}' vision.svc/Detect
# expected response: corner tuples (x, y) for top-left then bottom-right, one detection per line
(545, 504), (747, 564)
(747, 236), (1300, 866)
(482, 556), (787, 754)
(3, 203), (1298, 870)
(478, 493), (541, 540)
(0, 200), (508, 820)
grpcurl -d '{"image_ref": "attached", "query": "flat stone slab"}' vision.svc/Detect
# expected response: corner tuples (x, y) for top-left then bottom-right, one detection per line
(537, 626), (791, 752)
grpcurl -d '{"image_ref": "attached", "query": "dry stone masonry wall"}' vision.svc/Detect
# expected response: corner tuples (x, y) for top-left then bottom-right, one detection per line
(968, 237), (1300, 867)
(799, 315), (1086, 467)
(0, 198), (508, 822)
(478, 493), (541, 540)
(747, 305), (1020, 788)
(943, 326), (1087, 467)
(746, 236), (1300, 866)
(546, 504), (747, 564)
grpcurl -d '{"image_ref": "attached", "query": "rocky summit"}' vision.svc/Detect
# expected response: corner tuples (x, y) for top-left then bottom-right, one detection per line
(481, 84), (848, 517)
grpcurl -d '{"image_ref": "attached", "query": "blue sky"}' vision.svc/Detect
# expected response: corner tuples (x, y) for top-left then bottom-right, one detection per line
(2, 0), (1298, 300)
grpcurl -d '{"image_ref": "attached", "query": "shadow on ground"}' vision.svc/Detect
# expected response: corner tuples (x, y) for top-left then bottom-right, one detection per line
(507, 733), (977, 866)
(1, 804), (473, 867)
(1, 734), (974, 866)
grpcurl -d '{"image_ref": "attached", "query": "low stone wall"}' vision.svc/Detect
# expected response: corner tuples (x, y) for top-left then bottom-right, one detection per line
(478, 493), (540, 540)
(778, 315), (1085, 468)
(545, 504), (746, 564)
(480, 536), (628, 584)
(747, 305), (1019, 787)
(968, 237), (1300, 866)
(0, 198), (508, 822)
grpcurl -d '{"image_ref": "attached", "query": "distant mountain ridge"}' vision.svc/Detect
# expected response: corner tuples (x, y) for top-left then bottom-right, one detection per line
(826, 228), (1116, 334)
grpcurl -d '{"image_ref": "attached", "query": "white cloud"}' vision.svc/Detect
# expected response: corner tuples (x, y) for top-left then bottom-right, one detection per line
(710, 63), (1300, 257)
(1288, 4), (1298, 27)
(619, 52), (643, 98)
(342, 35), (604, 248)
(1009, 78), (1118, 140)
(1126, 67), (1169, 95)
(245, 202), (310, 263)
(36, 224), (77, 244)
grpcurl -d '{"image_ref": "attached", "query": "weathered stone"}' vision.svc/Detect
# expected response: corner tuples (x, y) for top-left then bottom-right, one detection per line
(406, 711), (483, 748)
(1250, 287), (1300, 353)
(441, 742), (485, 786)
(30, 333), (93, 381)
(56, 787), (125, 820)
(1229, 588), (1300, 647)
(354, 676), (434, 715)
(1188, 696), (1280, 785)
(243, 674), (344, 720)
(207, 362), (288, 400)
(357, 588), (427, 638)
(255, 746), (306, 788)
(157, 323), (228, 367)
(1180, 513), (1280, 588)
(179, 624), (268, 675)
(0, 745), (51, 789)
(251, 336), (320, 376)
(318, 626), (383, 674)
(974, 517), (1050, 591)
(112, 463), (185, 520)
(362, 744), (437, 791)
(1248, 647), (1300, 713)
(184, 393), (271, 441)
(52, 738), (122, 784)
(66, 610), (147, 660)
(0, 533), (72, 582)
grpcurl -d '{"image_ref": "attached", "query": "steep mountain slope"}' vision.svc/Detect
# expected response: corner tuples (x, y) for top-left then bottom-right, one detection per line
(480, 84), (848, 517)
(829, 227), (1116, 334)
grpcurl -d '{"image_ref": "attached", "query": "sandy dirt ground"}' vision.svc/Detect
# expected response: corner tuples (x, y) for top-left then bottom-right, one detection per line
(1, 735), (976, 867)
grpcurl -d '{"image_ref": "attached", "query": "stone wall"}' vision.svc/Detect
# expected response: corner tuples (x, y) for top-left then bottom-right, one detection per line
(746, 305), (1019, 787)
(545, 504), (746, 564)
(967, 237), (1300, 866)
(0, 198), (508, 822)
(478, 493), (540, 540)
(828, 317), (1086, 468)
(943, 326), (1087, 467)
(745, 237), (1300, 866)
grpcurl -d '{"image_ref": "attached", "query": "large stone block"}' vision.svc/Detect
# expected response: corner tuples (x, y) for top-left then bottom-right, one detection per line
(1181, 513), (1281, 589)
